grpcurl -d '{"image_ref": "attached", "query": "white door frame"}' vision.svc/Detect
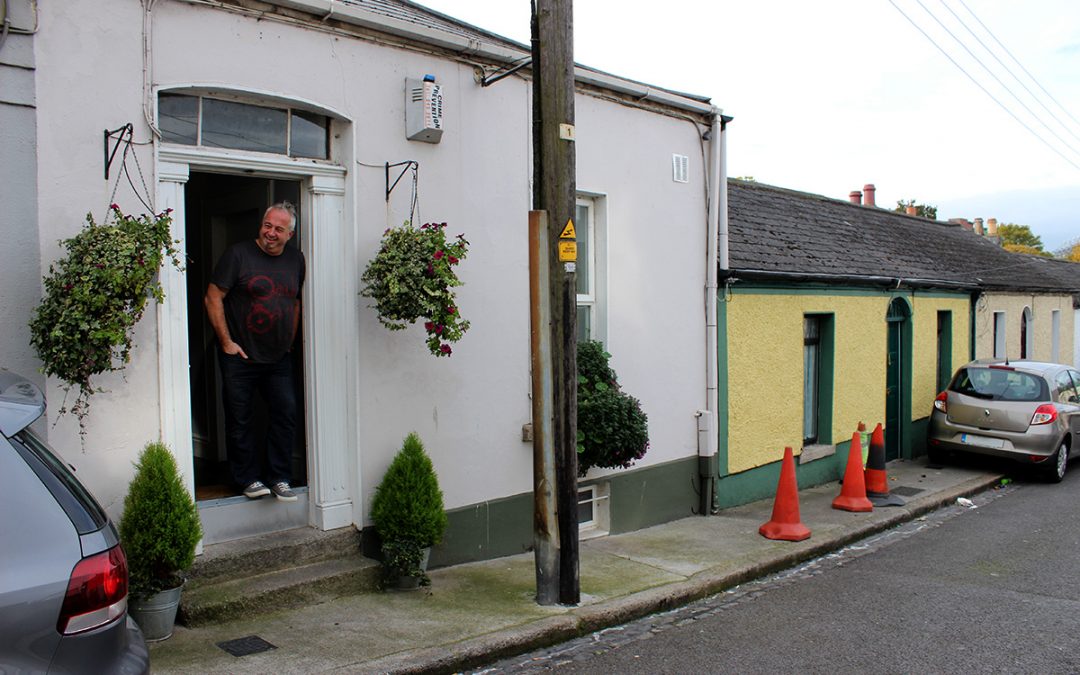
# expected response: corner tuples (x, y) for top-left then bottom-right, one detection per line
(156, 145), (357, 533)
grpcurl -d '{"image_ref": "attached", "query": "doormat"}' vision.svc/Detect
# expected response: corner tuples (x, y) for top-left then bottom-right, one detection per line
(891, 485), (925, 497)
(217, 635), (277, 657)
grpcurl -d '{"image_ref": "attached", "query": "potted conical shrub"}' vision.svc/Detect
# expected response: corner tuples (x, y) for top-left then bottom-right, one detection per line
(370, 433), (447, 589)
(120, 442), (202, 640)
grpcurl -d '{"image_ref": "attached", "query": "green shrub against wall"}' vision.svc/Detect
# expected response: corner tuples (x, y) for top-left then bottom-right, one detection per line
(576, 340), (649, 476)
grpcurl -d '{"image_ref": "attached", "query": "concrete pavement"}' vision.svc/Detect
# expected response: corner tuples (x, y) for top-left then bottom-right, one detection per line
(147, 457), (1005, 674)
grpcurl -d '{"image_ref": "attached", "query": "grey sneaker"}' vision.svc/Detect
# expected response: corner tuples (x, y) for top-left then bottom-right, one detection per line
(271, 481), (298, 502)
(243, 481), (270, 499)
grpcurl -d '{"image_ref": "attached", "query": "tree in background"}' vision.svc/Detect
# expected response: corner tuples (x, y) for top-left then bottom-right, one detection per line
(1067, 243), (1080, 262)
(895, 200), (938, 220)
(998, 223), (1051, 257)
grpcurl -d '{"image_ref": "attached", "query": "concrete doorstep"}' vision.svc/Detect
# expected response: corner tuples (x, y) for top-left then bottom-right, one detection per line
(149, 458), (1004, 674)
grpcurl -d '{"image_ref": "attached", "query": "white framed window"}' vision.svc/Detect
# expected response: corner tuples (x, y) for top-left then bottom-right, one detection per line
(575, 195), (607, 343)
(1051, 310), (1061, 363)
(159, 92), (330, 159)
(577, 482), (610, 539)
(993, 311), (1007, 358)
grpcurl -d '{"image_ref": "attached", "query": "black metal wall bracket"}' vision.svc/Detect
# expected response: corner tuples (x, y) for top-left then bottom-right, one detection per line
(385, 160), (418, 202)
(104, 123), (134, 180)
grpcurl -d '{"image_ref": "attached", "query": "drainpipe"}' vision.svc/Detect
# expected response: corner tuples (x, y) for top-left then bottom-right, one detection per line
(700, 110), (729, 515)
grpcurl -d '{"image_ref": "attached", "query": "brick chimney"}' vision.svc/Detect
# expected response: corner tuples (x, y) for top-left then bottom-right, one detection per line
(974, 218), (984, 235)
(949, 218), (973, 231)
(863, 184), (876, 207)
(849, 190), (862, 205)
(987, 218), (998, 236)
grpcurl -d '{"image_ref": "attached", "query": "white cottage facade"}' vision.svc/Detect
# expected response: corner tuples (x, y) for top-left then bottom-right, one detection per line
(10, 0), (727, 563)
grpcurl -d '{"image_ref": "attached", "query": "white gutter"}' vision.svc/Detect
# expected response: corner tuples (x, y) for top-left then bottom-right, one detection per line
(259, 0), (717, 116)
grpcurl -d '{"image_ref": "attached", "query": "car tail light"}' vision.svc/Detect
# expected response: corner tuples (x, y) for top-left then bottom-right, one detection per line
(1030, 404), (1058, 426)
(57, 545), (129, 635)
(933, 391), (947, 414)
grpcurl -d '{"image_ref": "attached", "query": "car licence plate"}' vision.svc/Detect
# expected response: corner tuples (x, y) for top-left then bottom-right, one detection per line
(960, 433), (1004, 449)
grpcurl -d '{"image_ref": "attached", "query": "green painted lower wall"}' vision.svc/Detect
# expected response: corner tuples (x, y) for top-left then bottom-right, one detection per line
(714, 439), (851, 509)
(605, 457), (701, 533)
(367, 446), (877, 568)
(364, 457), (705, 568)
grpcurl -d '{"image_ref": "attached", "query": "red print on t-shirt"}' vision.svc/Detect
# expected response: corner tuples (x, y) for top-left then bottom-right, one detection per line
(244, 274), (293, 335)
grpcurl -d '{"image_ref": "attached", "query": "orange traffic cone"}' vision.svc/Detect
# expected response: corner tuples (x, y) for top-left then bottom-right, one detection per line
(864, 423), (905, 507)
(832, 432), (873, 512)
(759, 446), (811, 541)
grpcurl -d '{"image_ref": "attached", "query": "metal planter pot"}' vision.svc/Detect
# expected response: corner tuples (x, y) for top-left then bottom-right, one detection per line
(128, 584), (184, 641)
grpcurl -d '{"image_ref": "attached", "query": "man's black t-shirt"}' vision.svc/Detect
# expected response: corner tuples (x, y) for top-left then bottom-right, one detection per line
(211, 240), (306, 363)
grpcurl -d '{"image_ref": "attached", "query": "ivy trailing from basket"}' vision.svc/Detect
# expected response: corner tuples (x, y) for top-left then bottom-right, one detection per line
(28, 206), (182, 432)
(360, 222), (469, 357)
(576, 340), (650, 476)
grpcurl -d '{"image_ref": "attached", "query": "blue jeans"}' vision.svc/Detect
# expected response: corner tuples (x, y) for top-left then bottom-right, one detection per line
(219, 350), (297, 488)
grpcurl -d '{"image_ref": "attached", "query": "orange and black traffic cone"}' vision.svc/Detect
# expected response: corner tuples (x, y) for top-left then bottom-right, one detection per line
(864, 423), (905, 507)
(759, 446), (811, 541)
(832, 432), (873, 512)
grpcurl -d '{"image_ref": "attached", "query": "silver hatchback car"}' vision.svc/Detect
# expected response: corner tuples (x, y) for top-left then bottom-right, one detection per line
(927, 360), (1080, 482)
(0, 370), (149, 673)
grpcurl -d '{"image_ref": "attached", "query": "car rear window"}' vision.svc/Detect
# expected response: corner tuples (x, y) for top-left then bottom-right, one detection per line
(951, 367), (1049, 402)
(10, 429), (108, 535)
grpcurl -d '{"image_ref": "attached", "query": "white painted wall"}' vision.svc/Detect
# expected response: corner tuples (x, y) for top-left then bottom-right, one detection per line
(29, 0), (713, 526)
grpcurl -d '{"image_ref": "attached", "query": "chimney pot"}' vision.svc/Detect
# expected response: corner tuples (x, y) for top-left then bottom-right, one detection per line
(862, 184), (876, 207)
(905, 205), (917, 216)
(987, 218), (998, 236)
(849, 190), (862, 205)
(974, 218), (984, 235)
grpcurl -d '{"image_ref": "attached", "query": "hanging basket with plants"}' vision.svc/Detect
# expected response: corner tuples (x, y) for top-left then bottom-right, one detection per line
(360, 222), (469, 357)
(28, 205), (182, 429)
(576, 340), (650, 477)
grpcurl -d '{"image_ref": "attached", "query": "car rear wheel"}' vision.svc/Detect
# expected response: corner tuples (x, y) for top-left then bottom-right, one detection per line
(926, 445), (947, 466)
(1047, 442), (1068, 483)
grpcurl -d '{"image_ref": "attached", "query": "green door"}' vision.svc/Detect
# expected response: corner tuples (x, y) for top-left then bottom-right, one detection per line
(885, 298), (911, 461)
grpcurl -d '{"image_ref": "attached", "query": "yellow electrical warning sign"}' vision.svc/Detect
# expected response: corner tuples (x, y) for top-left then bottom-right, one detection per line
(559, 219), (576, 240)
(558, 240), (577, 262)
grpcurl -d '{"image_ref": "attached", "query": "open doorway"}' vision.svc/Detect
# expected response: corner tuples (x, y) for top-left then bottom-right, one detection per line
(185, 172), (308, 501)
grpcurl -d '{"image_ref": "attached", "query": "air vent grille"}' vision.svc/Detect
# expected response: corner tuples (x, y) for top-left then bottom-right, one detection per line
(672, 154), (689, 183)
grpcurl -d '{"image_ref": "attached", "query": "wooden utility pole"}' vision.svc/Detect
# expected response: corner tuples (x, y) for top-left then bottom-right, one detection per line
(531, 0), (579, 605)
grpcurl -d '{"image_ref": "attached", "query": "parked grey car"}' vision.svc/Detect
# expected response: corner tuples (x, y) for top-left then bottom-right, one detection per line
(927, 360), (1080, 481)
(0, 370), (149, 673)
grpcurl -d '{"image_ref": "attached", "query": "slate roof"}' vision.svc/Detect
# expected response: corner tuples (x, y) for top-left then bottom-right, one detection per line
(340, 0), (528, 51)
(726, 179), (1080, 295)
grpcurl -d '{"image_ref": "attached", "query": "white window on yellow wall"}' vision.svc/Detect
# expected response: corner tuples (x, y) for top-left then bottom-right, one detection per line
(1051, 310), (1061, 362)
(575, 196), (607, 344)
(993, 311), (1007, 358)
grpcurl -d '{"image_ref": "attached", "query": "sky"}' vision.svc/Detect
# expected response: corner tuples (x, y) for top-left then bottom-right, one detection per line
(416, 0), (1080, 252)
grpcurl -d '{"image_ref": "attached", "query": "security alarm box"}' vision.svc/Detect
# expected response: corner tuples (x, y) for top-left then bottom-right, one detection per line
(405, 75), (443, 143)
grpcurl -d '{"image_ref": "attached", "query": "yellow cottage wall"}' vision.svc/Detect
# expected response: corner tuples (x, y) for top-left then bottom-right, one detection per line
(725, 290), (970, 474)
(974, 293), (1074, 363)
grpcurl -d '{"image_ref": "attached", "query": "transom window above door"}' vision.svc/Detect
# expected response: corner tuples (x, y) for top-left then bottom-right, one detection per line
(158, 93), (330, 160)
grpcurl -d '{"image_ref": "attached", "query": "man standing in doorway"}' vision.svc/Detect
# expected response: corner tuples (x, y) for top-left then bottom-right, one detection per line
(204, 202), (305, 502)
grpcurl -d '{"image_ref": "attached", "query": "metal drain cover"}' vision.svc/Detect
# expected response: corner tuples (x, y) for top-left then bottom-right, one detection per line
(217, 635), (277, 657)
(891, 485), (926, 497)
